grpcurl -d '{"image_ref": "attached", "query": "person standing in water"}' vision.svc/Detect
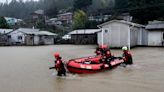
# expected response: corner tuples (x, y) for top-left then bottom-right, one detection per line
(122, 46), (133, 65)
(50, 52), (66, 76)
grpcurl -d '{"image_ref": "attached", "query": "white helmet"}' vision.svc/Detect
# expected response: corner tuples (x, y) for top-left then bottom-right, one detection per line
(122, 46), (128, 50)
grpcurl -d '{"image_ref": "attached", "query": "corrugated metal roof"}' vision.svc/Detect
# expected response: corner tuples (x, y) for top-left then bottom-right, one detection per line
(16, 28), (39, 32)
(0, 29), (13, 34)
(58, 12), (72, 16)
(21, 31), (57, 36)
(14, 28), (57, 36)
(34, 10), (44, 15)
(68, 29), (100, 35)
(39, 31), (57, 36)
(98, 20), (145, 28)
(146, 21), (164, 30)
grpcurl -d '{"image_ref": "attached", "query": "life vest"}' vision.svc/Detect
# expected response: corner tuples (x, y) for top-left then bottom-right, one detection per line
(105, 50), (112, 58)
(123, 51), (132, 64)
(55, 59), (64, 71)
(95, 50), (101, 55)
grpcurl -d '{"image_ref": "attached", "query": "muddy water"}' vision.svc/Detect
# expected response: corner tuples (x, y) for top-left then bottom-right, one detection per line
(0, 45), (164, 92)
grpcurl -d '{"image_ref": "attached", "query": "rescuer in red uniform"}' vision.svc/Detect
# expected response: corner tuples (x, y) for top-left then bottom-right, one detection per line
(104, 49), (114, 62)
(122, 46), (133, 65)
(50, 52), (66, 76)
(95, 44), (108, 55)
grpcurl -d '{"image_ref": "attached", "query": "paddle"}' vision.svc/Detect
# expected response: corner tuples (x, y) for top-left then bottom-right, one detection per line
(49, 67), (56, 69)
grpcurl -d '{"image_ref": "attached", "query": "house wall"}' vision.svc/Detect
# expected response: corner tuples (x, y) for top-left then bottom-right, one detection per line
(98, 22), (147, 47)
(131, 27), (148, 46)
(42, 36), (54, 45)
(71, 34), (97, 44)
(34, 35), (40, 45)
(130, 27), (139, 47)
(25, 35), (34, 45)
(141, 28), (148, 45)
(8, 31), (25, 45)
(98, 22), (129, 47)
(148, 31), (164, 46)
(0, 35), (7, 45)
(97, 32), (102, 45)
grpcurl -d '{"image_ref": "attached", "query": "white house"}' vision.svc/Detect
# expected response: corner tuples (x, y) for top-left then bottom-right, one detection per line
(7, 28), (39, 45)
(97, 20), (148, 48)
(46, 18), (62, 26)
(5, 17), (23, 25)
(8, 28), (57, 45)
(146, 20), (164, 46)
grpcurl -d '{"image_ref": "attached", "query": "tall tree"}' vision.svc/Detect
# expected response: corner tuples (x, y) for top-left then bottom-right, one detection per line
(73, 10), (88, 29)
(114, 0), (164, 24)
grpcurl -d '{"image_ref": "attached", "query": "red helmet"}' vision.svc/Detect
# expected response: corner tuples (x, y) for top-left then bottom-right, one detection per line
(99, 45), (108, 49)
(54, 52), (60, 58)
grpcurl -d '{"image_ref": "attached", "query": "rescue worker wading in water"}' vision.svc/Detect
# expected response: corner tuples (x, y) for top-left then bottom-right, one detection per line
(50, 53), (66, 76)
(122, 46), (133, 65)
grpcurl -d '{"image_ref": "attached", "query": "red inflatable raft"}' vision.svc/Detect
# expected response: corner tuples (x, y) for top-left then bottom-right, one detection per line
(67, 55), (124, 74)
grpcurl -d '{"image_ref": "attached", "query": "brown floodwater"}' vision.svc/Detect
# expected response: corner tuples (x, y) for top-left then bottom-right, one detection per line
(0, 45), (164, 92)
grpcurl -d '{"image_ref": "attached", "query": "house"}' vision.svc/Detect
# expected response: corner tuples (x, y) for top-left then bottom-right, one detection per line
(115, 13), (133, 22)
(4, 17), (23, 26)
(38, 31), (57, 45)
(31, 9), (44, 19)
(8, 28), (57, 45)
(0, 29), (13, 45)
(7, 28), (40, 45)
(146, 20), (164, 46)
(97, 20), (147, 48)
(57, 12), (73, 24)
(17, 31), (57, 46)
(88, 15), (111, 22)
(68, 29), (100, 44)
(46, 18), (62, 26)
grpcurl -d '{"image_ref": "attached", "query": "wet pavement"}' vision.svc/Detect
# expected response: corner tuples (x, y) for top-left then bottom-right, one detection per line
(0, 45), (164, 92)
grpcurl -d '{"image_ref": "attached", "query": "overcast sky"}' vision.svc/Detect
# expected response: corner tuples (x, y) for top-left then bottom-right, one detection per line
(0, 0), (39, 3)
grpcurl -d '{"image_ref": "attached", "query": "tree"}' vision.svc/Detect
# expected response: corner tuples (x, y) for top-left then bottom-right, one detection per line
(73, 0), (92, 11)
(114, 0), (164, 24)
(73, 10), (88, 30)
(0, 17), (10, 28)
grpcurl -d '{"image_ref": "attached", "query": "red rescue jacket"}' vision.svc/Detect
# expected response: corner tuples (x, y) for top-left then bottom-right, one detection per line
(55, 59), (64, 71)
(123, 51), (132, 62)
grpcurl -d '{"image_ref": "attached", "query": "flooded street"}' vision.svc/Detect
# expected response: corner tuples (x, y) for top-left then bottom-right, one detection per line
(0, 45), (164, 92)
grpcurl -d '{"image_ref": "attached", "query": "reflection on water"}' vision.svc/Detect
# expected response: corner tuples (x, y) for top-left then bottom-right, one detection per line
(0, 46), (164, 92)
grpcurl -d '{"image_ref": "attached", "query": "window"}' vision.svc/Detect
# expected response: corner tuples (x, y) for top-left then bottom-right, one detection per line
(30, 36), (33, 40)
(105, 29), (108, 33)
(8, 35), (11, 39)
(18, 36), (22, 40)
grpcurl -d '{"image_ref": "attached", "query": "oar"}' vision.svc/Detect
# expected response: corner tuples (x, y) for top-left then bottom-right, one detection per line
(49, 67), (56, 69)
